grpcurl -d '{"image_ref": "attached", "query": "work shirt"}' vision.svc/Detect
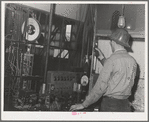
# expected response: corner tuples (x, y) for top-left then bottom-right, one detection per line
(82, 49), (137, 108)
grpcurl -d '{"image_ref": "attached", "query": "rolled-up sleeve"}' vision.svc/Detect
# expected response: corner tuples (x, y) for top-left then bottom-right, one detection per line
(82, 59), (113, 108)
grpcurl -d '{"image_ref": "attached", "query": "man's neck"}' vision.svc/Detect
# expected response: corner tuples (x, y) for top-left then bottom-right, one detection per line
(114, 48), (126, 53)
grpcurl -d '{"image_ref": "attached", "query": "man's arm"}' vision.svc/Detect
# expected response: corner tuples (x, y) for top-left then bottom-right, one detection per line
(97, 55), (106, 65)
(95, 47), (106, 65)
(82, 59), (113, 108)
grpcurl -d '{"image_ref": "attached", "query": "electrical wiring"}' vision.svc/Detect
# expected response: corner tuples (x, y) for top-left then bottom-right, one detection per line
(7, 44), (22, 94)
(5, 34), (12, 38)
(8, 46), (20, 76)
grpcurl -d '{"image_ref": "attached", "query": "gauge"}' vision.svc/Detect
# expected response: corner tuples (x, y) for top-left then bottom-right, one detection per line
(21, 18), (41, 41)
(81, 75), (89, 86)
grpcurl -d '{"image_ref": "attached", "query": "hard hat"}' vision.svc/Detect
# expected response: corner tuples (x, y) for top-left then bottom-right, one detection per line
(109, 28), (130, 48)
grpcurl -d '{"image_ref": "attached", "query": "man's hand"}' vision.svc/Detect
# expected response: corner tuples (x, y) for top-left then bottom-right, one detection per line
(69, 104), (84, 111)
(94, 48), (105, 60)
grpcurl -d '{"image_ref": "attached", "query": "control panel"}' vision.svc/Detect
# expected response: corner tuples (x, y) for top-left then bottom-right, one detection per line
(47, 71), (83, 96)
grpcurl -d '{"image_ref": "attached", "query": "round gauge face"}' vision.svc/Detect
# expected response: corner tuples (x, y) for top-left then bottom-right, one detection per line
(21, 18), (41, 41)
(81, 75), (89, 86)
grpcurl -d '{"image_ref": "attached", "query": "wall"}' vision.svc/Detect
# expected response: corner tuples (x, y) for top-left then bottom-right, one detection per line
(129, 41), (145, 79)
(55, 4), (80, 20)
(21, 3), (51, 12)
(21, 3), (87, 22)
(96, 4), (145, 38)
(129, 41), (145, 112)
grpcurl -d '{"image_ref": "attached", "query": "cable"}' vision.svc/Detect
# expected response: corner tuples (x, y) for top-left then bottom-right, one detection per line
(122, 4), (125, 16)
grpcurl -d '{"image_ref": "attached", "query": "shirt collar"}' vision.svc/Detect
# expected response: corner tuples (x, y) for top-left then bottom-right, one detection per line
(114, 49), (127, 54)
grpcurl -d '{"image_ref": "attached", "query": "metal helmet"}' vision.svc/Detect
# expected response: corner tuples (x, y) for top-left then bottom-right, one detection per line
(109, 28), (130, 48)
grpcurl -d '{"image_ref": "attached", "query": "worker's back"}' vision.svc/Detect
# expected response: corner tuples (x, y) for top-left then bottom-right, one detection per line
(104, 50), (137, 99)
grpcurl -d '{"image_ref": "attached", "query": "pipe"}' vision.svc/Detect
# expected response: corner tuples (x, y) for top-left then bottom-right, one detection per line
(43, 4), (55, 84)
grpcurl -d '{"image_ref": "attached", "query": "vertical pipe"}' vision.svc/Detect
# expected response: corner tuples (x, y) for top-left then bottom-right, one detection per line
(80, 5), (89, 67)
(38, 12), (41, 22)
(58, 17), (64, 71)
(89, 5), (97, 93)
(43, 4), (55, 84)
(40, 14), (48, 76)
(122, 4), (125, 16)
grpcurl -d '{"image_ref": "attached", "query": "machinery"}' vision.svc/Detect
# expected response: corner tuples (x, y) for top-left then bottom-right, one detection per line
(4, 3), (94, 111)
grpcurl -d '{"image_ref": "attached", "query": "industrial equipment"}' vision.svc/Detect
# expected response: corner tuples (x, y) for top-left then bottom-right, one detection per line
(4, 3), (93, 111)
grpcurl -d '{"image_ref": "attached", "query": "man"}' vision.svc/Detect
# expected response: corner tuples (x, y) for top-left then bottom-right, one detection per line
(70, 28), (137, 112)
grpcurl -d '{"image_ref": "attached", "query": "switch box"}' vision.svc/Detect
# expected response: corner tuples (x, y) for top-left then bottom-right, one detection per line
(47, 71), (83, 96)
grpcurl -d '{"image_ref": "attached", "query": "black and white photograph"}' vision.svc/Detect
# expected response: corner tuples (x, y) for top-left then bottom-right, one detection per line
(1, 1), (148, 121)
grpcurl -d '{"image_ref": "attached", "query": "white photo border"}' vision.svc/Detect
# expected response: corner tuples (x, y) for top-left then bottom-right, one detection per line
(1, 1), (148, 121)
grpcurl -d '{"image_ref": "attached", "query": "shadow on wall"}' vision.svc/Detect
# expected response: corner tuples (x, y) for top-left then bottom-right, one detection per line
(129, 63), (140, 111)
(125, 36), (133, 53)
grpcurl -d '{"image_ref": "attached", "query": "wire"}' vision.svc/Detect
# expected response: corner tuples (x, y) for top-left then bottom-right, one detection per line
(5, 34), (12, 38)
(122, 4), (125, 16)
(8, 45), (21, 76)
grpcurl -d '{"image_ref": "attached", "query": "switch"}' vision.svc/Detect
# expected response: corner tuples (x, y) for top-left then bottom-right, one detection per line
(67, 76), (69, 81)
(58, 76), (60, 81)
(61, 76), (62, 81)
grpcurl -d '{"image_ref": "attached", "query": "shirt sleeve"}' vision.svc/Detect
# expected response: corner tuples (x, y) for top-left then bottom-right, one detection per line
(82, 58), (113, 108)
